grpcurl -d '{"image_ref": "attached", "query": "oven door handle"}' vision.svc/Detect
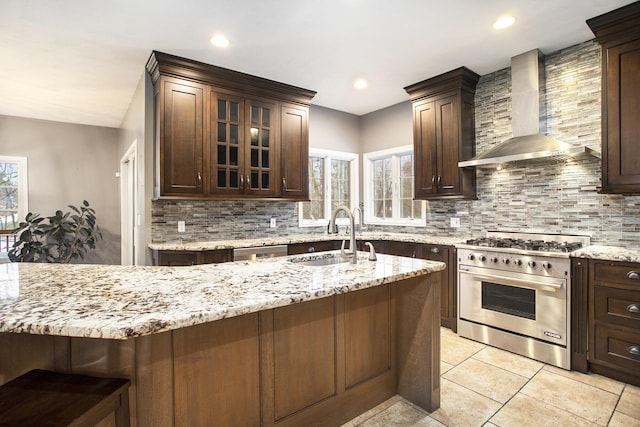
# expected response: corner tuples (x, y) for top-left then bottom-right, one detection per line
(459, 269), (564, 290)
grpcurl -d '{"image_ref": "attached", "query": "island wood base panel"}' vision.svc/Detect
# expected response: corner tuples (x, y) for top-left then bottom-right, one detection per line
(0, 274), (440, 427)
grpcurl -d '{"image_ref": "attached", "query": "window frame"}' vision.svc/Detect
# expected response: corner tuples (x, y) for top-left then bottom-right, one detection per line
(0, 155), (28, 234)
(298, 148), (359, 228)
(363, 145), (426, 227)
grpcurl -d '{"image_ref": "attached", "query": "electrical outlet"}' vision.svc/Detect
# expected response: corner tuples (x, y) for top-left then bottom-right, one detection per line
(178, 221), (186, 233)
(270, 218), (276, 228)
(450, 217), (460, 228)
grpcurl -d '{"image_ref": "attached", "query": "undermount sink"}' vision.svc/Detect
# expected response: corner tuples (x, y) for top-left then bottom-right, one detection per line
(289, 253), (353, 267)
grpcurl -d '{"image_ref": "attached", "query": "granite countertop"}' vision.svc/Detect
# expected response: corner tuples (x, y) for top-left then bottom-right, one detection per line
(148, 232), (466, 251)
(0, 251), (444, 340)
(572, 245), (640, 263)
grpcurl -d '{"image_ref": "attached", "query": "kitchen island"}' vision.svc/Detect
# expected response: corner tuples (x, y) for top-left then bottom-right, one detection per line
(0, 251), (444, 427)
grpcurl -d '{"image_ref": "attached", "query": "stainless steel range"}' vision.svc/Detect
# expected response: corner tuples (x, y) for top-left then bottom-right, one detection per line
(457, 231), (590, 369)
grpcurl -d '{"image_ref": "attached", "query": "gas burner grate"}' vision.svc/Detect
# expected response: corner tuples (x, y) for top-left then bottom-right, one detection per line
(465, 237), (583, 252)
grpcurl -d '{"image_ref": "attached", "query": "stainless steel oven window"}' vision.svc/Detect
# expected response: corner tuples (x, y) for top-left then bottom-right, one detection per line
(481, 281), (536, 320)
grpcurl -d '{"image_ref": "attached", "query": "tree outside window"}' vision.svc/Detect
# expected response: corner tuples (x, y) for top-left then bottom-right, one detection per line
(299, 149), (358, 227)
(0, 157), (28, 233)
(364, 146), (425, 226)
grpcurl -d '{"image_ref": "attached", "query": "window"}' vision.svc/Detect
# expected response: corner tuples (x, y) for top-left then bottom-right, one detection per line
(363, 146), (425, 226)
(0, 156), (28, 233)
(299, 148), (358, 227)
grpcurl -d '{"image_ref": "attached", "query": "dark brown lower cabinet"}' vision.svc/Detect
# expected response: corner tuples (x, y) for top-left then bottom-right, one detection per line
(153, 249), (232, 266)
(419, 244), (457, 332)
(588, 259), (640, 386)
(571, 258), (590, 372)
(287, 240), (340, 255)
(379, 241), (456, 332)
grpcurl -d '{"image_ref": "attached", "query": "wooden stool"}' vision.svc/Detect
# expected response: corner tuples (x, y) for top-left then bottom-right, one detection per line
(0, 369), (130, 427)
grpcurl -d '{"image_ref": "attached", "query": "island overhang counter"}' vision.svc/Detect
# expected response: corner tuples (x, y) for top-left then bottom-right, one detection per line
(0, 251), (444, 427)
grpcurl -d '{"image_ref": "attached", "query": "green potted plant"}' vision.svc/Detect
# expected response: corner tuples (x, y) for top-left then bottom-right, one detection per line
(8, 200), (103, 263)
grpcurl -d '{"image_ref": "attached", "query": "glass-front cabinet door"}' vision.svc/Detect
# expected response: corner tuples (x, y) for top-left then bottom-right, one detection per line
(211, 92), (245, 196)
(209, 92), (277, 197)
(245, 99), (277, 196)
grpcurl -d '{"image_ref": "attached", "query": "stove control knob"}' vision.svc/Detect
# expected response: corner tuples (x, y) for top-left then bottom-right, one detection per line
(515, 259), (523, 267)
(528, 261), (537, 268)
(542, 262), (552, 270)
(468, 254), (475, 261)
(502, 258), (510, 265)
(479, 255), (487, 262)
(491, 257), (499, 263)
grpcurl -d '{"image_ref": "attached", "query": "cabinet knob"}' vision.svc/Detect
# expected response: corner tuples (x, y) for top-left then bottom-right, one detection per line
(282, 177), (287, 192)
(431, 247), (440, 254)
(627, 304), (640, 313)
(308, 247), (315, 253)
(627, 271), (640, 280)
(628, 346), (640, 356)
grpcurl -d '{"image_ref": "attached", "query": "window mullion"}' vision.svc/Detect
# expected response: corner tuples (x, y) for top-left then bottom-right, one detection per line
(324, 156), (331, 220)
(391, 154), (399, 220)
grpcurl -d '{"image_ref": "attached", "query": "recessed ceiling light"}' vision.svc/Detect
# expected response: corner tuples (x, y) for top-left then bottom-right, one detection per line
(354, 79), (368, 89)
(210, 34), (230, 48)
(492, 15), (516, 30)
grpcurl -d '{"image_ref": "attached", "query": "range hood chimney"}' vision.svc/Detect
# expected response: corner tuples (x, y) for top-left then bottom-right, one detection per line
(459, 49), (595, 168)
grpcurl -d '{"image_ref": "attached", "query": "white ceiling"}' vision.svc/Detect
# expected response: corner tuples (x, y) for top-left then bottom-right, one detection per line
(0, 0), (635, 128)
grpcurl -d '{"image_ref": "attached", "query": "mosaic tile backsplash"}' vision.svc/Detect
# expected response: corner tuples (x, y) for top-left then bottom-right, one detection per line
(152, 40), (640, 247)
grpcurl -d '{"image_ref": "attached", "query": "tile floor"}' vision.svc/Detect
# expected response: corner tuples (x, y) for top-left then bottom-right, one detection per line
(342, 328), (640, 427)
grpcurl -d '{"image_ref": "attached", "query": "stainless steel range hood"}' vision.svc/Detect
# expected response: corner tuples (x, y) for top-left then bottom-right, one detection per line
(459, 49), (595, 168)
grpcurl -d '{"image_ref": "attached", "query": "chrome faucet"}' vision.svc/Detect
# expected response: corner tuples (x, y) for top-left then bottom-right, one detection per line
(352, 205), (366, 232)
(328, 205), (357, 264)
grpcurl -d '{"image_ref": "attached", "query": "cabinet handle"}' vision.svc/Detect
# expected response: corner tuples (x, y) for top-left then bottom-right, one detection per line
(431, 176), (436, 188)
(240, 174), (245, 190)
(628, 346), (640, 356)
(431, 247), (440, 254)
(437, 176), (442, 188)
(197, 172), (202, 187)
(308, 247), (315, 253)
(627, 271), (640, 280)
(627, 304), (640, 313)
(282, 177), (287, 192)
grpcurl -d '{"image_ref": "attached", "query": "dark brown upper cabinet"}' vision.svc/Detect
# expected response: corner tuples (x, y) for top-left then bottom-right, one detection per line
(588, 2), (640, 194)
(146, 51), (316, 200)
(405, 67), (480, 200)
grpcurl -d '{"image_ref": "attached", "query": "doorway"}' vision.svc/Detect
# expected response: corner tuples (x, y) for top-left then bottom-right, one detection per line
(120, 142), (137, 265)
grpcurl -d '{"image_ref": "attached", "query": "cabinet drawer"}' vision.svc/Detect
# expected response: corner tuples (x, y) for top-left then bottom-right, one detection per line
(593, 324), (640, 373)
(593, 261), (640, 289)
(594, 285), (640, 328)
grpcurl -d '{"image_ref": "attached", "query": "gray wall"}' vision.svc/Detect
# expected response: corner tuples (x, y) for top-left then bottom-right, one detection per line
(0, 115), (120, 263)
(309, 105), (360, 152)
(360, 101), (413, 152)
(117, 71), (155, 265)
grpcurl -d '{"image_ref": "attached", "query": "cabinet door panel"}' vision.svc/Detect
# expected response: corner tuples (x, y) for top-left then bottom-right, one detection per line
(606, 40), (640, 187)
(210, 91), (245, 196)
(246, 100), (278, 196)
(280, 104), (309, 199)
(413, 101), (437, 198)
(436, 96), (460, 194)
(173, 314), (261, 427)
(344, 286), (391, 388)
(272, 297), (336, 420)
(161, 81), (204, 195)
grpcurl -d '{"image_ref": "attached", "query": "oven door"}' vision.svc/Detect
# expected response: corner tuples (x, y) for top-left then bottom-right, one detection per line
(459, 265), (567, 345)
